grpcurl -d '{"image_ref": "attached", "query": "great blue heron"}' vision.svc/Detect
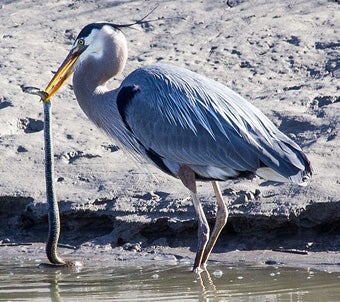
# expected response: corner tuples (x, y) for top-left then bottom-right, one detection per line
(44, 22), (312, 272)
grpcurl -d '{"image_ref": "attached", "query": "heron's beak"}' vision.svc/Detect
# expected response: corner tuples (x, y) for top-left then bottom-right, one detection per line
(44, 47), (82, 102)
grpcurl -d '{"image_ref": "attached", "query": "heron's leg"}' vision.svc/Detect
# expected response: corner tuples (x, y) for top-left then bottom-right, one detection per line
(178, 166), (210, 273)
(200, 181), (228, 268)
(191, 190), (210, 272)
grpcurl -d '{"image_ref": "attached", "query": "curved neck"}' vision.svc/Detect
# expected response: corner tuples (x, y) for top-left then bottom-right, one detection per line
(72, 30), (128, 120)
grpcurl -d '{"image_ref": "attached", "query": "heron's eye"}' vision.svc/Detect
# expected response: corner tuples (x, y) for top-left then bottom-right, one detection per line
(77, 38), (85, 46)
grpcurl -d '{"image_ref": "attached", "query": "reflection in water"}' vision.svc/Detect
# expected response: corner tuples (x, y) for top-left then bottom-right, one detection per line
(48, 273), (62, 302)
(198, 270), (218, 301)
(0, 260), (339, 301)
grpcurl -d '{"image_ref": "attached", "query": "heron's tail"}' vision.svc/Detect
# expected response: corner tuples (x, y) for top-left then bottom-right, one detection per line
(255, 139), (313, 186)
(285, 148), (312, 186)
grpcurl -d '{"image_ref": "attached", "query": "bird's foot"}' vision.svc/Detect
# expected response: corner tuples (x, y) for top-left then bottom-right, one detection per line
(192, 262), (207, 274)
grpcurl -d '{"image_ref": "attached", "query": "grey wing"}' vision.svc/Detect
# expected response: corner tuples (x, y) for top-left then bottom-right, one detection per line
(118, 64), (310, 183)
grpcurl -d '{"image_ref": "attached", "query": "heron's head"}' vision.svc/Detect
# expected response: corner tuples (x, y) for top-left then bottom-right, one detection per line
(45, 23), (126, 101)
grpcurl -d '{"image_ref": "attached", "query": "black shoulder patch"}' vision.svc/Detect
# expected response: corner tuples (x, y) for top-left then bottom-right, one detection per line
(116, 85), (141, 132)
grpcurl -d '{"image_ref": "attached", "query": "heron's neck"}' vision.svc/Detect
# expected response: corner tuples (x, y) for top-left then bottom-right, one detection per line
(72, 31), (128, 122)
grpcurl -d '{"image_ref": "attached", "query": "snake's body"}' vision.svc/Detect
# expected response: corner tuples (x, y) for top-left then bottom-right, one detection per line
(43, 101), (66, 265)
(23, 86), (78, 268)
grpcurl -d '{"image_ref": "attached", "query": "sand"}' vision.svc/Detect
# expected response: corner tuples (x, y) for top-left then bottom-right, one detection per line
(0, 0), (339, 271)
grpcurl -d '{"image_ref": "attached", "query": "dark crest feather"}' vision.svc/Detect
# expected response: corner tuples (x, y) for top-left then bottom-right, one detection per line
(108, 5), (160, 29)
(76, 5), (162, 39)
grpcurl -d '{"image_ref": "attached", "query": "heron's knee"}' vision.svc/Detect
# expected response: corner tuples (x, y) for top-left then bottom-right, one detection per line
(216, 205), (228, 226)
(217, 212), (228, 227)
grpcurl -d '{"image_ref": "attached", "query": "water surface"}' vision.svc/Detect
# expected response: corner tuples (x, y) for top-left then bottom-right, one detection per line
(0, 260), (339, 301)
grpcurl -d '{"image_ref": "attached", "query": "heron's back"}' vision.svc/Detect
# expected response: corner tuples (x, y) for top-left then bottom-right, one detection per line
(117, 64), (312, 185)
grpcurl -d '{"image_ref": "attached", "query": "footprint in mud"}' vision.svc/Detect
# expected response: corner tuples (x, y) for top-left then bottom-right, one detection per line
(58, 150), (101, 164)
(0, 98), (13, 109)
(18, 118), (44, 133)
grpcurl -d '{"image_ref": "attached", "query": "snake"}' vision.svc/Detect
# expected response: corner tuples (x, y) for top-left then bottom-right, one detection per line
(22, 87), (80, 268)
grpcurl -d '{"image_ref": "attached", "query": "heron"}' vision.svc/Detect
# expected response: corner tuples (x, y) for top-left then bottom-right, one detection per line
(44, 22), (312, 272)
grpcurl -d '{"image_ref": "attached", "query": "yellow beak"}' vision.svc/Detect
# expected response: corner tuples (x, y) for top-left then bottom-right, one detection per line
(44, 48), (81, 102)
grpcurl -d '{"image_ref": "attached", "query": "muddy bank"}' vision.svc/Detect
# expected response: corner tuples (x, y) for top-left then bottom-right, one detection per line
(0, 0), (339, 271)
(1, 191), (339, 268)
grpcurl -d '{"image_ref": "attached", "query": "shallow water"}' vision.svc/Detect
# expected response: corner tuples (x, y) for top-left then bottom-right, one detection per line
(0, 260), (339, 301)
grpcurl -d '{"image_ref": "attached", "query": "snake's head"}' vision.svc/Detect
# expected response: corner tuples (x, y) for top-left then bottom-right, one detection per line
(22, 86), (49, 102)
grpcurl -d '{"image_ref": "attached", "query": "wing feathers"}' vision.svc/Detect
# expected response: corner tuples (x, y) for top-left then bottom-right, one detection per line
(119, 64), (311, 184)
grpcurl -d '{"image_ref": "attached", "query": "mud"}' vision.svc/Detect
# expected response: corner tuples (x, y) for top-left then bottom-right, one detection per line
(0, 0), (339, 271)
